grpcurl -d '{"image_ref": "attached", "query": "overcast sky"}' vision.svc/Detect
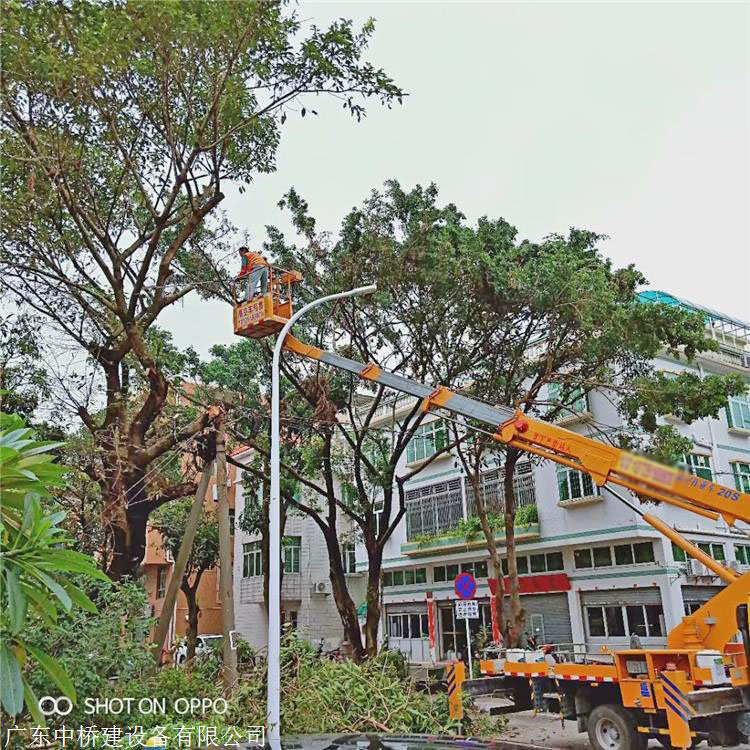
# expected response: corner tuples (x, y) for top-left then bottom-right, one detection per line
(162, 1), (749, 358)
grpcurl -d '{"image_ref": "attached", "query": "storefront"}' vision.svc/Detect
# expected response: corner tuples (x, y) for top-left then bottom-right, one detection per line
(580, 587), (666, 648)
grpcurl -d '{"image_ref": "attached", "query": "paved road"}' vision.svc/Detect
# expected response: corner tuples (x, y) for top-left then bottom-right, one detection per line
(481, 701), (750, 749)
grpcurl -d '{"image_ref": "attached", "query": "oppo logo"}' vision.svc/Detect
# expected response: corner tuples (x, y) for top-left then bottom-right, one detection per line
(38, 696), (73, 716)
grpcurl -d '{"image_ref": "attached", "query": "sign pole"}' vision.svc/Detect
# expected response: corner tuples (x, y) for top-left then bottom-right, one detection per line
(465, 617), (473, 680)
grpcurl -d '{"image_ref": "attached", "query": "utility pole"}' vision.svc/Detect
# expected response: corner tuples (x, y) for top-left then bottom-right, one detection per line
(216, 413), (238, 688)
(152, 463), (214, 664)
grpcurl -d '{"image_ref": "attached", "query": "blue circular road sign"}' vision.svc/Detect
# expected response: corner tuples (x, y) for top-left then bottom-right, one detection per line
(454, 572), (477, 600)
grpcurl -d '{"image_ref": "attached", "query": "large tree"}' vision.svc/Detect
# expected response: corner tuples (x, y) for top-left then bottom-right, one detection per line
(0, 0), (401, 578)
(203, 183), (499, 658)
(449, 223), (746, 646)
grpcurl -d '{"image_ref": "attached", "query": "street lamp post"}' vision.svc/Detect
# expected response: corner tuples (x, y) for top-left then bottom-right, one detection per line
(267, 284), (376, 744)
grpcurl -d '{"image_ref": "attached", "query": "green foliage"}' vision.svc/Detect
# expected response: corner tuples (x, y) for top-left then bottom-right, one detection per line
(515, 503), (539, 526)
(0, 411), (107, 721)
(414, 505), (538, 545)
(1, 0), (402, 580)
(0, 313), (50, 422)
(224, 633), (499, 736)
(151, 498), (220, 581)
(621, 370), (747, 433)
(23, 579), (154, 728)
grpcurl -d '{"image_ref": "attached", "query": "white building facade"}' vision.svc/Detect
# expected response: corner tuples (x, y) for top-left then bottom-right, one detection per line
(232, 448), (366, 650)
(353, 291), (750, 664)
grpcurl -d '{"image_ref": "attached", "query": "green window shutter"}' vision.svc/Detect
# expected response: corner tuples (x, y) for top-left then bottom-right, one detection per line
(569, 470), (582, 499)
(726, 404), (735, 429)
(557, 466), (570, 501)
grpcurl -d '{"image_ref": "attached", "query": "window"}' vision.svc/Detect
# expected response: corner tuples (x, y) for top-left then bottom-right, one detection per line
(548, 383), (588, 416)
(433, 564), (459, 582)
(461, 561), (489, 578)
(374, 498), (385, 538)
(387, 612), (430, 639)
(697, 542), (725, 561)
(243, 541), (263, 578)
(727, 393), (750, 430)
(614, 544), (634, 566)
(343, 544), (357, 574)
(530, 554), (546, 573)
(574, 548), (593, 569)
(156, 567), (167, 599)
(381, 567), (428, 588)
(672, 542), (687, 563)
(593, 547), (613, 568)
(586, 604), (664, 639)
(732, 463), (750, 494)
(528, 552), (564, 573)
(634, 542), (655, 563)
(283, 536), (301, 573)
(557, 465), (599, 502)
(735, 545), (750, 566)
(228, 508), (235, 537)
(575, 542), (654, 570)
(282, 609), (298, 631)
(680, 454), (713, 482)
(406, 420), (447, 464)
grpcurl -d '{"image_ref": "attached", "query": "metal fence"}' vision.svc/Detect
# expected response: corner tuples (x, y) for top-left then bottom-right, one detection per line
(405, 478), (464, 540)
(466, 462), (536, 517)
(404, 463), (536, 541)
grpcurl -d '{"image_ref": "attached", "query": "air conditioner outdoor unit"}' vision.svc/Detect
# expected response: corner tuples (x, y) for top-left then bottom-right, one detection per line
(727, 560), (741, 573)
(684, 559), (694, 576)
(742, 353), (750, 369)
(311, 580), (331, 595)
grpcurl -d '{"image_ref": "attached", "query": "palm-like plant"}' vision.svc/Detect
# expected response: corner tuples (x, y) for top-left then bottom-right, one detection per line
(0, 410), (107, 722)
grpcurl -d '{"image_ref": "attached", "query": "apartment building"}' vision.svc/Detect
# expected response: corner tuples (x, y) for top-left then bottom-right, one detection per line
(231, 447), (367, 651)
(353, 291), (750, 664)
(143, 456), (239, 649)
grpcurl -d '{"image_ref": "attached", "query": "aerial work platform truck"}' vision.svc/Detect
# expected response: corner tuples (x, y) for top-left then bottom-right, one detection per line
(232, 271), (750, 749)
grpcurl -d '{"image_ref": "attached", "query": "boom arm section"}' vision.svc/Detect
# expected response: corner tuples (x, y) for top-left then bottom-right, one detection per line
(284, 334), (750, 525)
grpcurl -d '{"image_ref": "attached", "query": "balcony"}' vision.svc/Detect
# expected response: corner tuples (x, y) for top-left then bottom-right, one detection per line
(700, 346), (750, 371)
(402, 464), (538, 556)
(402, 522), (541, 557)
(239, 573), (303, 604)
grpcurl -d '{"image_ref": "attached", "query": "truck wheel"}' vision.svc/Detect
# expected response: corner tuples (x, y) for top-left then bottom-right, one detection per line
(587, 704), (646, 750)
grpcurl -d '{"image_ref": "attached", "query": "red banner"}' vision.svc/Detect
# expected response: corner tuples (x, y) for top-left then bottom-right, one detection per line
(489, 592), (502, 644)
(426, 592), (436, 652)
(502, 572), (571, 594)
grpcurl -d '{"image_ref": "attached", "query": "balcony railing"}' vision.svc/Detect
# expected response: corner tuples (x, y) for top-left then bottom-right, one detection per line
(239, 573), (303, 603)
(704, 346), (750, 370)
(405, 478), (464, 540)
(466, 463), (536, 517)
(404, 463), (536, 542)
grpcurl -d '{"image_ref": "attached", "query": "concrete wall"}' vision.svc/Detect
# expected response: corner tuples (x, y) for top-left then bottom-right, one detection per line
(232, 459), (366, 651)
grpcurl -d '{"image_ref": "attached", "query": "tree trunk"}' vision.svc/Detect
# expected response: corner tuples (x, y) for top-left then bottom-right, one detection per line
(363, 545), (383, 657)
(324, 529), (365, 660)
(470, 473), (505, 639)
(183, 583), (200, 662)
(503, 448), (524, 647)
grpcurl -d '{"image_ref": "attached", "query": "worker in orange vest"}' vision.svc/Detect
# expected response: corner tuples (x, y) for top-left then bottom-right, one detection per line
(237, 246), (270, 301)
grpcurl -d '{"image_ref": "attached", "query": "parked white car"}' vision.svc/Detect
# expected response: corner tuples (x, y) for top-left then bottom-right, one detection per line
(174, 634), (223, 665)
